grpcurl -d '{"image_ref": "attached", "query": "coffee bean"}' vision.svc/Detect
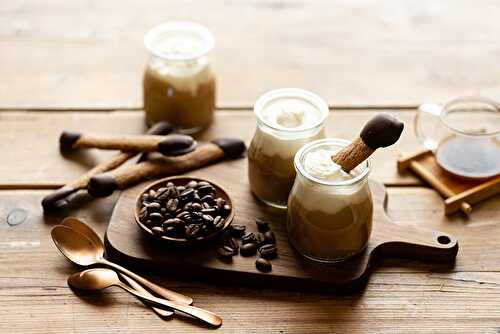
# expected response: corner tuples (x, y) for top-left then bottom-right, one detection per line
(227, 237), (239, 252)
(214, 216), (225, 229)
(240, 242), (257, 256)
(160, 207), (167, 215)
(215, 198), (226, 210)
(166, 182), (174, 188)
(149, 212), (163, 222)
(148, 189), (156, 198)
(196, 181), (210, 188)
(241, 232), (257, 244)
(166, 198), (179, 212)
(186, 180), (198, 188)
(202, 214), (214, 223)
(155, 187), (169, 201)
(258, 244), (277, 259)
(255, 218), (269, 232)
(231, 224), (246, 237)
(197, 185), (215, 197)
(151, 226), (164, 236)
(264, 231), (276, 244)
(256, 258), (272, 272)
(201, 195), (214, 205)
(162, 218), (184, 228)
(176, 186), (186, 193)
(183, 202), (193, 211)
(176, 211), (191, 220)
(185, 224), (201, 238)
(217, 245), (235, 258)
(201, 208), (217, 215)
(222, 204), (231, 213)
(147, 202), (161, 212)
(191, 203), (202, 211)
(179, 188), (195, 202)
(163, 226), (177, 236)
(255, 232), (265, 246)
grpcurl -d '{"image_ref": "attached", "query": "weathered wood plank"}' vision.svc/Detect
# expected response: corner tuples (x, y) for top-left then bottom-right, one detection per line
(0, 110), (423, 187)
(0, 190), (500, 333)
(1, 0), (500, 108)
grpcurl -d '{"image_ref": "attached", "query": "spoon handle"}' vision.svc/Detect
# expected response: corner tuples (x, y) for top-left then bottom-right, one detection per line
(119, 273), (174, 318)
(117, 282), (222, 327)
(100, 258), (193, 306)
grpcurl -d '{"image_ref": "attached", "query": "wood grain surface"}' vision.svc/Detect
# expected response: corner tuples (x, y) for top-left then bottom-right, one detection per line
(1, 0), (500, 109)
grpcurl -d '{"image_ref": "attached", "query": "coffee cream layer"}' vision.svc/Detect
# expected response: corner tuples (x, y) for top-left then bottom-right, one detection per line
(287, 145), (372, 262)
(248, 92), (328, 208)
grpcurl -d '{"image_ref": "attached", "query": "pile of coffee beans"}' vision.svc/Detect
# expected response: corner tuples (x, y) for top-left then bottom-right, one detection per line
(216, 218), (277, 272)
(138, 180), (231, 240)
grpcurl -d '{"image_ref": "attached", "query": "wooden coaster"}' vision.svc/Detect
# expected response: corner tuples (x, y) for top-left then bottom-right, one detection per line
(397, 149), (500, 215)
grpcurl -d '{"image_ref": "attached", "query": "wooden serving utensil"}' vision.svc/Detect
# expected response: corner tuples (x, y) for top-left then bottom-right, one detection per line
(59, 132), (197, 156)
(88, 138), (246, 197)
(42, 122), (173, 212)
(68, 268), (222, 327)
(331, 113), (404, 172)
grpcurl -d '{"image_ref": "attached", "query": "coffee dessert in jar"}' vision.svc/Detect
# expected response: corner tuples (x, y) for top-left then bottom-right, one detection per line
(248, 88), (329, 209)
(287, 138), (373, 262)
(143, 21), (216, 133)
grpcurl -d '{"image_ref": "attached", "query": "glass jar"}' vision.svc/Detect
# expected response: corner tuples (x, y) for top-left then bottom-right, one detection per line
(248, 88), (329, 209)
(143, 21), (216, 133)
(287, 138), (373, 263)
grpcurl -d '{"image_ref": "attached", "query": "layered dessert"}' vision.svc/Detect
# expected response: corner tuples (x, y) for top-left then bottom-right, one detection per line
(143, 22), (216, 133)
(248, 89), (329, 208)
(287, 139), (373, 262)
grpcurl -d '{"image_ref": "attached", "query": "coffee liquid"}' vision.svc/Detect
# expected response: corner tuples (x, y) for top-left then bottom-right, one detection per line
(436, 135), (500, 179)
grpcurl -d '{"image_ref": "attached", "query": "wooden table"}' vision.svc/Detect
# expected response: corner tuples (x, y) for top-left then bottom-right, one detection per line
(1, 1), (499, 333)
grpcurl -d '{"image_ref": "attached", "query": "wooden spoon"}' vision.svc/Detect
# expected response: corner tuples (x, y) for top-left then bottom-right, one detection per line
(51, 225), (193, 306)
(61, 217), (174, 318)
(68, 268), (222, 328)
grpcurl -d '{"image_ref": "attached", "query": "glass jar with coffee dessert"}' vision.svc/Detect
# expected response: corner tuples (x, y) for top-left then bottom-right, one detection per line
(143, 21), (216, 133)
(248, 88), (329, 208)
(287, 138), (373, 262)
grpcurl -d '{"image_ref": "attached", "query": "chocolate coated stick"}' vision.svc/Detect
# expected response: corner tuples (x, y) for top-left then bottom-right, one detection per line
(88, 138), (246, 197)
(332, 113), (404, 172)
(60, 132), (197, 157)
(42, 122), (173, 212)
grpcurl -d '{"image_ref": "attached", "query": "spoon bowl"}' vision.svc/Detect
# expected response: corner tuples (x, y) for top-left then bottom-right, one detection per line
(51, 225), (100, 266)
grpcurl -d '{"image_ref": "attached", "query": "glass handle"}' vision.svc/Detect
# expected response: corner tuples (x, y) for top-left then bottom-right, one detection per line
(414, 103), (442, 151)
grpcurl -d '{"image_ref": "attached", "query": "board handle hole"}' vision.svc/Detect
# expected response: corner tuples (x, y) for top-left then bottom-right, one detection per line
(437, 235), (451, 245)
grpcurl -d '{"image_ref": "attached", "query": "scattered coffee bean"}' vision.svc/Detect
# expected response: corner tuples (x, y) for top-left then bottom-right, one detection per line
(241, 232), (257, 244)
(231, 224), (246, 237)
(255, 232), (265, 246)
(264, 231), (276, 244)
(259, 244), (277, 259)
(217, 245), (236, 258)
(227, 237), (239, 253)
(255, 218), (269, 232)
(240, 242), (257, 256)
(255, 257), (272, 272)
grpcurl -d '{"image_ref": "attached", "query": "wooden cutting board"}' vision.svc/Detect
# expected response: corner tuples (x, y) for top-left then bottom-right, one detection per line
(105, 161), (458, 292)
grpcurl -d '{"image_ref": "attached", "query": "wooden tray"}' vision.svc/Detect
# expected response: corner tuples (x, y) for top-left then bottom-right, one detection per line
(398, 149), (500, 215)
(105, 162), (458, 292)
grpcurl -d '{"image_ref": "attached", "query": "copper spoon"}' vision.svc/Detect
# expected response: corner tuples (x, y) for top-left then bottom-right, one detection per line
(51, 225), (193, 306)
(61, 217), (174, 318)
(68, 268), (222, 327)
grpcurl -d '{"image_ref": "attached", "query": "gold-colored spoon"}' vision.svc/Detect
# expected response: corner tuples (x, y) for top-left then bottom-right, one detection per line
(51, 225), (193, 306)
(68, 268), (222, 328)
(61, 217), (174, 318)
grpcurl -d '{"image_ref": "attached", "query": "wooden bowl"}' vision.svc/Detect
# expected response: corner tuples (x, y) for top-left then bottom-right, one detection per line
(134, 176), (235, 245)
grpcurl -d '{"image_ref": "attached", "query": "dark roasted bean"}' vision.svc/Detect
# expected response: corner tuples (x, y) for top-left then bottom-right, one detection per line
(144, 219), (153, 227)
(176, 186), (186, 193)
(162, 218), (184, 228)
(163, 226), (177, 236)
(191, 203), (202, 211)
(151, 226), (164, 235)
(240, 242), (257, 256)
(146, 202), (161, 212)
(202, 202), (211, 210)
(259, 244), (277, 259)
(255, 218), (269, 232)
(166, 182), (174, 188)
(222, 204), (231, 213)
(178, 188), (195, 202)
(185, 224), (201, 238)
(149, 212), (163, 222)
(193, 192), (201, 202)
(197, 185), (215, 197)
(227, 237), (239, 252)
(256, 258), (272, 272)
(215, 198), (226, 210)
(202, 214), (214, 223)
(255, 232), (265, 246)
(217, 245), (235, 258)
(241, 232), (257, 244)
(196, 181), (210, 187)
(201, 208), (217, 215)
(214, 216), (225, 229)
(186, 180), (198, 188)
(264, 231), (276, 244)
(201, 195), (214, 205)
(183, 202), (193, 211)
(160, 207), (167, 215)
(231, 224), (246, 237)
(176, 211), (191, 220)
(148, 189), (156, 198)
(166, 198), (179, 212)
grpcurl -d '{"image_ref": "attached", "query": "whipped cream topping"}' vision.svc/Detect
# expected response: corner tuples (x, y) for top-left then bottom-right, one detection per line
(304, 148), (352, 181)
(260, 98), (322, 130)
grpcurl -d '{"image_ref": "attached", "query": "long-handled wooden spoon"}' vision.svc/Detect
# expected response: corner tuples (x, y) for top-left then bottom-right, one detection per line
(61, 217), (174, 318)
(51, 225), (193, 306)
(68, 268), (222, 327)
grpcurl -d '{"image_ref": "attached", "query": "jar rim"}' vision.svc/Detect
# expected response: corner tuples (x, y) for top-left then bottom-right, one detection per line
(294, 138), (371, 186)
(144, 21), (215, 61)
(253, 88), (329, 133)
